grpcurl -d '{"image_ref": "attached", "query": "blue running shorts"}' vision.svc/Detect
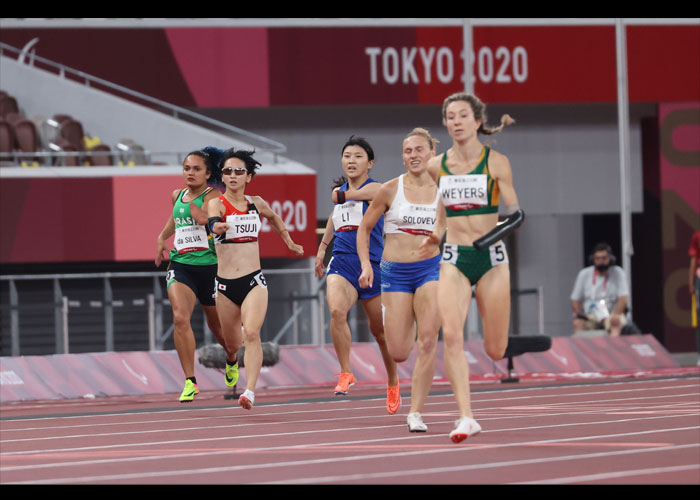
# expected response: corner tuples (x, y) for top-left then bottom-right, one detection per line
(327, 253), (382, 300)
(380, 254), (441, 294)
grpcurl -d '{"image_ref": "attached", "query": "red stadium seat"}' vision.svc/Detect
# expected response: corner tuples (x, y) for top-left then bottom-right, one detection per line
(88, 143), (113, 166)
(12, 119), (41, 164)
(59, 119), (85, 151)
(0, 95), (19, 118)
(51, 137), (80, 166)
(0, 119), (17, 165)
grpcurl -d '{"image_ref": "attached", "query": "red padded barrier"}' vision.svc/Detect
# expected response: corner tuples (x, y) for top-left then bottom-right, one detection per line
(0, 334), (691, 403)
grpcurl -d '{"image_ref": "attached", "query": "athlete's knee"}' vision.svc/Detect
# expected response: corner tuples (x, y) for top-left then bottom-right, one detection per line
(484, 337), (507, 361)
(171, 310), (192, 331)
(388, 342), (411, 363)
(328, 304), (349, 323)
(416, 332), (437, 358)
(390, 350), (409, 363)
(242, 329), (261, 345)
(441, 328), (464, 352)
(226, 336), (243, 353)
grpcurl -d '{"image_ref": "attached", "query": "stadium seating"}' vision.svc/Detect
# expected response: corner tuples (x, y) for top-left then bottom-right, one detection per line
(0, 118), (16, 165)
(0, 90), (142, 167)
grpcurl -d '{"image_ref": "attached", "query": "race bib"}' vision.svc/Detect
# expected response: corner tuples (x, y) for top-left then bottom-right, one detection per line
(397, 204), (436, 236)
(439, 174), (488, 211)
(251, 271), (268, 289)
(441, 241), (508, 266)
(174, 225), (209, 254)
(489, 240), (508, 266)
(223, 212), (261, 243)
(441, 243), (459, 265)
(332, 201), (363, 232)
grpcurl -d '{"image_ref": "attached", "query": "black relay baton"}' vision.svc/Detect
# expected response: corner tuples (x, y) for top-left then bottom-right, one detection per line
(473, 208), (525, 250)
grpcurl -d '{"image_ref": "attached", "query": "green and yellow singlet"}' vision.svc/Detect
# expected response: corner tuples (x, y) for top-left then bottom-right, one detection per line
(438, 146), (499, 217)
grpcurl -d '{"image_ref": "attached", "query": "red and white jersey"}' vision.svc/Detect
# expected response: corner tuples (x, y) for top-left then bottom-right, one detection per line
(217, 195), (261, 243)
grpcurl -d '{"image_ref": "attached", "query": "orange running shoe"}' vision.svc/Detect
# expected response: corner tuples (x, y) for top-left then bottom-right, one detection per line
(386, 382), (401, 414)
(334, 372), (355, 395)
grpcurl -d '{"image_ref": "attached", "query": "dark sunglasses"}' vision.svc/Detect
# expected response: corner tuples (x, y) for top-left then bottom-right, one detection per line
(222, 167), (248, 176)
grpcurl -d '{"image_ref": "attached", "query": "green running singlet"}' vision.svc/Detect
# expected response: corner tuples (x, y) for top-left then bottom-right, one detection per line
(168, 188), (217, 266)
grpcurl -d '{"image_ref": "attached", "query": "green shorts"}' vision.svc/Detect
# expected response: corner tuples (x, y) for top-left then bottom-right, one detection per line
(440, 241), (508, 285)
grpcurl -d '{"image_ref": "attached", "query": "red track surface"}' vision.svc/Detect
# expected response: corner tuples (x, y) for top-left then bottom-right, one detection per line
(1, 374), (699, 485)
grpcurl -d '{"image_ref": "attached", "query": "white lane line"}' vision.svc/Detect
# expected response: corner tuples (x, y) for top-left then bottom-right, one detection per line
(2, 379), (696, 425)
(513, 464), (700, 484)
(1, 395), (696, 446)
(3, 412), (696, 473)
(264, 443), (700, 485)
(4, 426), (698, 484)
(2, 407), (698, 472)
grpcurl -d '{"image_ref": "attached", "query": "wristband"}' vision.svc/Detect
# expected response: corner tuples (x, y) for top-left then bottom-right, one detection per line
(320, 240), (329, 246)
(207, 216), (222, 232)
(337, 190), (346, 204)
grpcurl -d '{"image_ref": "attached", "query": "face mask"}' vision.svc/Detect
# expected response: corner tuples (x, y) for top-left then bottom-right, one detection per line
(595, 263), (610, 273)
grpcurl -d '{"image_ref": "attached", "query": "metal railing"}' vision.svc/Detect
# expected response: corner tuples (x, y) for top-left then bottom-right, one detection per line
(0, 149), (194, 167)
(464, 286), (545, 340)
(1, 268), (545, 356)
(0, 268), (323, 356)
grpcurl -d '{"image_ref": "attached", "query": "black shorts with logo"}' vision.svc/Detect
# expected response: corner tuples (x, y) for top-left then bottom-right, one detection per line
(166, 261), (217, 306)
(215, 270), (267, 306)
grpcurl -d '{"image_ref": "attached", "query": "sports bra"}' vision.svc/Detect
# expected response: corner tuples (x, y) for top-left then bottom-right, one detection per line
(216, 195), (261, 244)
(438, 146), (499, 217)
(384, 174), (439, 236)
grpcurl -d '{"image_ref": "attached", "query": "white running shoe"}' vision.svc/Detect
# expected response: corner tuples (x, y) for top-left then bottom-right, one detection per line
(407, 412), (428, 433)
(449, 416), (481, 443)
(239, 389), (255, 410)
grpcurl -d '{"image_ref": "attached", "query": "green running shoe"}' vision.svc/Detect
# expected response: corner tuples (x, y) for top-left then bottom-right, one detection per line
(179, 379), (199, 403)
(225, 361), (239, 388)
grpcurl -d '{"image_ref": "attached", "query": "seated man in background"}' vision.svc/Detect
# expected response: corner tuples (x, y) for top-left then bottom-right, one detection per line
(570, 242), (629, 337)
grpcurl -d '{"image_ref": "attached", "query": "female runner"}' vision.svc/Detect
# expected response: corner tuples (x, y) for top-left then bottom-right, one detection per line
(155, 149), (239, 403)
(357, 128), (443, 431)
(314, 136), (400, 413)
(207, 148), (304, 410)
(420, 92), (522, 442)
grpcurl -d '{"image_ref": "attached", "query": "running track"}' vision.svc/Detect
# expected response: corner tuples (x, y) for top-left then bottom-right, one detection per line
(1, 374), (699, 484)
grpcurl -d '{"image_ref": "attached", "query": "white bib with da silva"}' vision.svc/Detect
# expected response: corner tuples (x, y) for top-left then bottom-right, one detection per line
(332, 200), (364, 232)
(174, 224), (209, 253)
